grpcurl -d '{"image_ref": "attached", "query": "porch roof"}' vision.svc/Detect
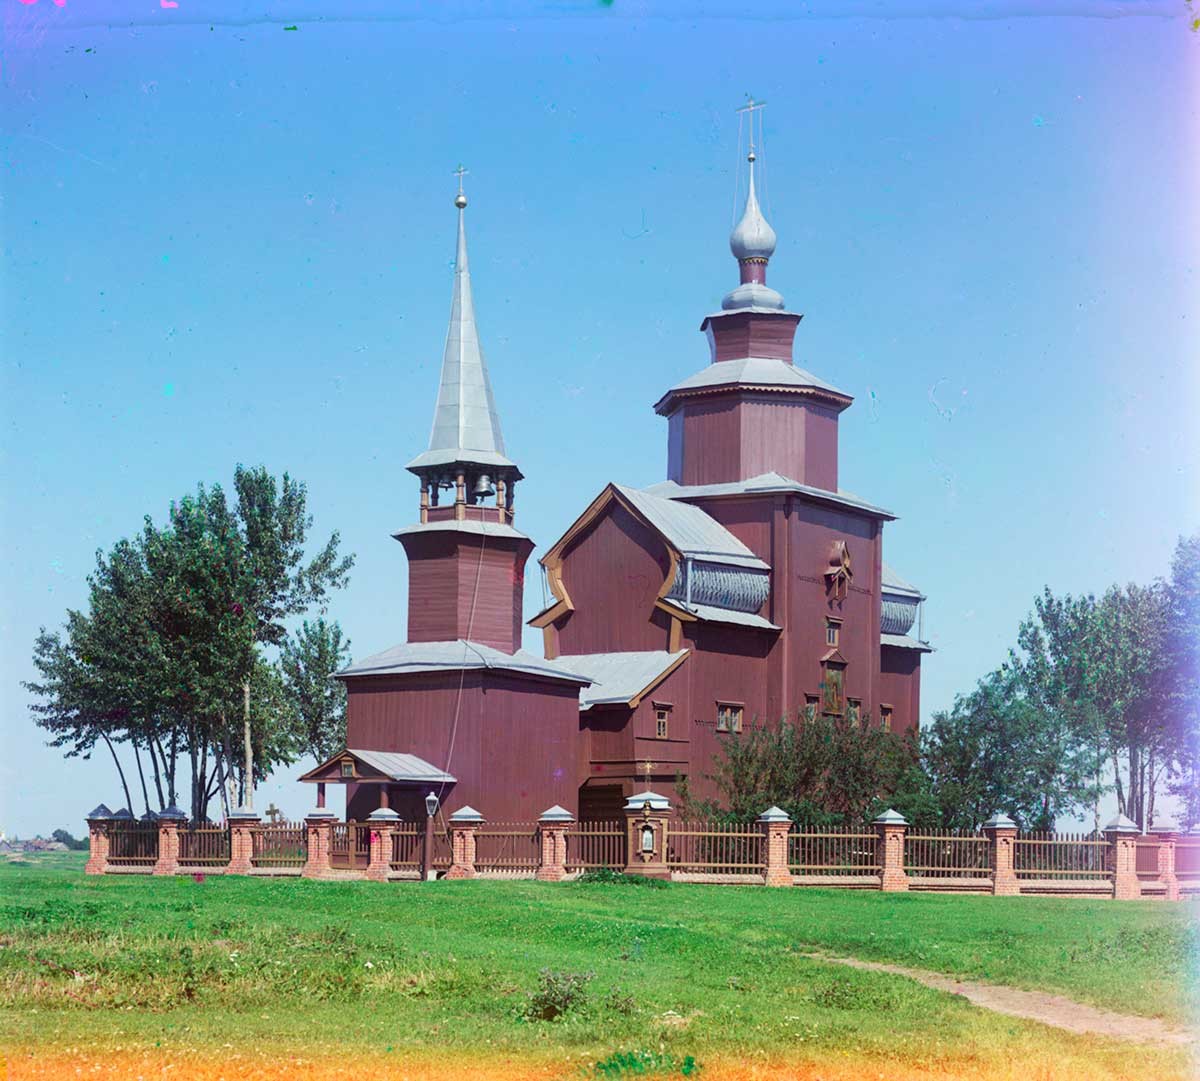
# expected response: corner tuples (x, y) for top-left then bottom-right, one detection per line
(299, 748), (456, 785)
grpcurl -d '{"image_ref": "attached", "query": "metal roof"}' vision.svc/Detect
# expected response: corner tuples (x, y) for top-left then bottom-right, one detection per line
(557, 650), (688, 708)
(346, 749), (456, 784)
(339, 640), (591, 684)
(881, 561), (923, 598)
(653, 357), (850, 416)
(663, 599), (780, 631)
(880, 633), (934, 653)
(614, 484), (769, 570)
(643, 472), (896, 521)
(405, 198), (516, 475)
(392, 519), (530, 542)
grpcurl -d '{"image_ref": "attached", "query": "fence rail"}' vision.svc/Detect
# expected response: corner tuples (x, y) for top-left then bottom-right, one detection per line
(475, 823), (540, 875)
(788, 826), (879, 876)
(251, 823), (307, 867)
(905, 832), (990, 879)
(390, 822), (424, 869)
(178, 826), (230, 866)
(107, 824), (159, 866)
(666, 820), (763, 873)
(568, 820), (626, 870)
(1014, 832), (1109, 879)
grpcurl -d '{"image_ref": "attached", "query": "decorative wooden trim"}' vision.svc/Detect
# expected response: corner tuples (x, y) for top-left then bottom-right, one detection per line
(541, 624), (558, 660)
(667, 614), (683, 653)
(656, 598), (698, 623)
(532, 483), (683, 631)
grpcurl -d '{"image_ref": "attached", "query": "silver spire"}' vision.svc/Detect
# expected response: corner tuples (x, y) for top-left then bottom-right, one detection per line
(408, 173), (515, 473)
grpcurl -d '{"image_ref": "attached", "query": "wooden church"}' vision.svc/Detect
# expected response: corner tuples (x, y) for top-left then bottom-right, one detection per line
(307, 134), (930, 823)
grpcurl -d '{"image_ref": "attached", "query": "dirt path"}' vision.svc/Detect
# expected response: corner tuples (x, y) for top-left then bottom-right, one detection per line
(802, 952), (1194, 1047)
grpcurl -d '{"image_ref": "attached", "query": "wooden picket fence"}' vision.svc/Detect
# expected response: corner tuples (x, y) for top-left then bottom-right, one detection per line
(475, 822), (541, 876)
(567, 819), (626, 870)
(788, 825), (879, 878)
(106, 823), (159, 867)
(666, 820), (763, 874)
(904, 831), (991, 882)
(178, 826), (230, 866)
(251, 822), (307, 867)
(1014, 832), (1109, 879)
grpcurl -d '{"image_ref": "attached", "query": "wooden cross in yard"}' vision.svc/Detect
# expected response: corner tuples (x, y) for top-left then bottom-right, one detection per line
(264, 802), (282, 824)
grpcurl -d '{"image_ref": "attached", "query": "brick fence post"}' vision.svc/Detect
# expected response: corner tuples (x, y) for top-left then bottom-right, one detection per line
(366, 808), (399, 882)
(874, 809), (909, 892)
(153, 807), (187, 875)
(759, 806), (792, 887)
(85, 805), (113, 875)
(1105, 814), (1141, 900)
(623, 790), (671, 879)
(302, 810), (336, 879)
(226, 808), (259, 875)
(1151, 823), (1180, 902)
(983, 813), (1020, 896)
(537, 805), (574, 882)
(446, 806), (482, 879)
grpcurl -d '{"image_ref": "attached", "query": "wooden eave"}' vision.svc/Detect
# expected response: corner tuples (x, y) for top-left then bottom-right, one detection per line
(654, 381), (854, 417)
(298, 750), (388, 785)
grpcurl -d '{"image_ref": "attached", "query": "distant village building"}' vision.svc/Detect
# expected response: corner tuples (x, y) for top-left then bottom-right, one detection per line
(303, 138), (930, 821)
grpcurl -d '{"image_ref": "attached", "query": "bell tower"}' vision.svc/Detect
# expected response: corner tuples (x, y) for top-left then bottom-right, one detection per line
(653, 101), (853, 492)
(395, 172), (533, 654)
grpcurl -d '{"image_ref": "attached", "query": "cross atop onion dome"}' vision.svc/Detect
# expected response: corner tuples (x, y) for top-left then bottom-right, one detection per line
(722, 99), (785, 312)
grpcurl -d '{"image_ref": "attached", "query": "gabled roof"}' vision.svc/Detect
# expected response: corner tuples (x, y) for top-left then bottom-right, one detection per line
(643, 472), (896, 521)
(338, 639), (591, 685)
(557, 650), (689, 709)
(299, 748), (456, 785)
(613, 484), (769, 570)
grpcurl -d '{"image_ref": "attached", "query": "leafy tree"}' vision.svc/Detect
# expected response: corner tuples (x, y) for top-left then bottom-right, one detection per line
(280, 619), (352, 763)
(230, 466), (354, 807)
(51, 829), (87, 850)
(1166, 535), (1200, 827)
(682, 713), (919, 826)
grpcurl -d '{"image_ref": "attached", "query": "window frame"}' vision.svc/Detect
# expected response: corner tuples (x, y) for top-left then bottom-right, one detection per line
(825, 617), (843, 648)
(716, 701), (744, 734)
(879, 704), (894, 732)
(654, 708), (670, 740)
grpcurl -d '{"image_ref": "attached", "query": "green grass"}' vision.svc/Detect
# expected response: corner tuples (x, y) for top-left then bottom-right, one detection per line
(0, 853), (1195, 1076)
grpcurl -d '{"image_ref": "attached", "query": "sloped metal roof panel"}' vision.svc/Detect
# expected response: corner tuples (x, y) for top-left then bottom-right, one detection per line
(339, 640), (591, 684)
(558, 650), (688, 708)
(614, 484), (769, 570)
(643, 472), (895, 520)
(347, 749), (457, 783)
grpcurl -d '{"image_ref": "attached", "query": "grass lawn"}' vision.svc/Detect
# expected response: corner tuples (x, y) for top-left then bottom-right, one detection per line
(0, 853), (1195, 1080)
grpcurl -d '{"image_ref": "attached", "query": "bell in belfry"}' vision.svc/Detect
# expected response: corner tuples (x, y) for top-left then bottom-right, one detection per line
(473, 474), (495, 499)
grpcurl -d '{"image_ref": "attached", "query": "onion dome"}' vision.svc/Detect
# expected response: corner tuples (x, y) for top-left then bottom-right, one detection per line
(723, 152), (785, 311)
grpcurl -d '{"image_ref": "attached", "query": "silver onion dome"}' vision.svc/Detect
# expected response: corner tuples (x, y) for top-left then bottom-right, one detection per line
(729, 158), (776, 262)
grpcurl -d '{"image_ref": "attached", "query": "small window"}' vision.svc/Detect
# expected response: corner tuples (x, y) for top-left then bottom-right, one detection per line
(880, 705), (893, 732)
(340, 760), (354, 778)
(847, 699), (861, 727)
(655, 709), (669, 739)
(825, 618), (841, 647)
(803, 696), (819, 722)
(717, 703), (744, 733)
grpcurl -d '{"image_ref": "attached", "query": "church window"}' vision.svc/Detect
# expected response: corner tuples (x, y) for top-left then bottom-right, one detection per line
(847, 699), (861, 726)
(655, 709), (669, 739)
(880, 705), (894, 732)
(803, 696), (819, 722)
(716, 703), (744, 733)
(825, 618), (841, 647)
(340, 760), (354, 778)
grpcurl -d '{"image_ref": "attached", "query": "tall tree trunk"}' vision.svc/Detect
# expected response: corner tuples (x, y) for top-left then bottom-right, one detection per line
(147, 735), (166, 810)
(213, 745), (232, 821)
(189, 729), (201, 822)
(220, 720), (237, 813)
(196, 731), (210, 822)
(100, 732), (134, 812)
(1146, 750), (1157, 829)
(132, 738), (151, 817)
(242, 679), (254, 810)
(1111, 752), (1126, 817)
(1128, 743), (1142, 829)
(167, 728), (178, 806)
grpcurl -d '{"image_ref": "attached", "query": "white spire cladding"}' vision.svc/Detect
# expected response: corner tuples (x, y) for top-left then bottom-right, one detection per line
(722, 98), (785, 312)
(406, 175), (518, 476)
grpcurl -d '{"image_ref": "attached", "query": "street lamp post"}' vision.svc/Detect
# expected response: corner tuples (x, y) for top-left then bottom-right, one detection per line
(422, 791), (440, 881)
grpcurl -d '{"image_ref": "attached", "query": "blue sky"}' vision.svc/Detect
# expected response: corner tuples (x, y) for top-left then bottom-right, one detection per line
(2, 1), (1196, 836)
